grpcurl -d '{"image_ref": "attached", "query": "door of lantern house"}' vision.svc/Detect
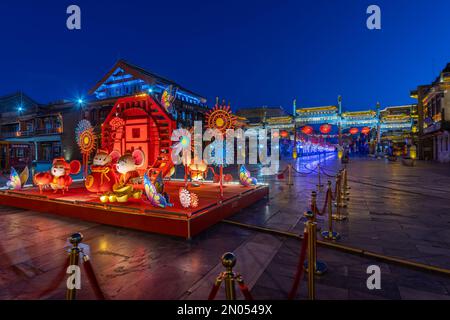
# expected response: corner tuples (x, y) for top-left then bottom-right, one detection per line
(123, 118), (150, 171)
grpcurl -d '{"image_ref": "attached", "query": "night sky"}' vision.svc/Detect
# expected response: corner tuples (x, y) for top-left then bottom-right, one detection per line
(1, 0), (450, 112)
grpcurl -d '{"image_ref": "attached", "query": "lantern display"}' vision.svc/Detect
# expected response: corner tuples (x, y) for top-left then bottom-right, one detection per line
(301, 126), (313, 135)
(361, 127), (370, 135)
(319, 124), (332, 134)
(349, 128), (359, 135)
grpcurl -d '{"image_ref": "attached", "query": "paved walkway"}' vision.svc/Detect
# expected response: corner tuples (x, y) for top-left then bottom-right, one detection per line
(1, 156), (450, 299)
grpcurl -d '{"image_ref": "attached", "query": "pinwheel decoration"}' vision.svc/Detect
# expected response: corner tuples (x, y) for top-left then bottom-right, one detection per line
(205, 99), (237, 197)
(239, 165), (257, 187)
(6, 167), (29, 190)
(76, 119), (96, 177)
(172, 128), (192, 186)
(143, 172), (172, 208)
(179, 187), (199, 209)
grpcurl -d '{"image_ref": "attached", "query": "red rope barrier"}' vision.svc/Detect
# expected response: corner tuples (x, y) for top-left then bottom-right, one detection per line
(208, 277), (223, 300)
(38, 255), (70, 299)
(237, 279), (253, 300)
(82, 256), (105, 300)
(288, 230), (309, 300)
(313, 189), (329, 216)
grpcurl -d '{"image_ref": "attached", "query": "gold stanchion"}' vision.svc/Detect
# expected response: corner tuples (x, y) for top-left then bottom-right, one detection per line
(316, 163), (324, 192)
(66, 232), (83, 300)
(222, 252), (237, 300)
(343, 165), (351, 194)
(321, 181), (340, 240)
(287, 164), (293, 186)
(339, 169), (348, 208)
(310, 191), (317, 222)
(304, 205), (328, 275)
(305, 211), (316, 300)
(333, 173), (347, 221)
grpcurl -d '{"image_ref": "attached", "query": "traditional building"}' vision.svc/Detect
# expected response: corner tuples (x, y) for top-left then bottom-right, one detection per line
(411, 63), (450, 162)
(87, 60), (208, 129)
(236, 106), (291, 129)
(0, 92), (66, 170)
(0, 60), (209, 168)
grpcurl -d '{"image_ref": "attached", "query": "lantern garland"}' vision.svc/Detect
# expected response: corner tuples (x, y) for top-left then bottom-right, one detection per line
(75, 120), (96, 178)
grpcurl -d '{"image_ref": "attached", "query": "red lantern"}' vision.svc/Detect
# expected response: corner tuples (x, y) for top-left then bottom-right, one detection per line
(349, 128), (359, 135)
(361, 127), (370, 135)
(280, 130), (289, 138)
(319, 124), (332, 134)
(301, 126), (313, 135)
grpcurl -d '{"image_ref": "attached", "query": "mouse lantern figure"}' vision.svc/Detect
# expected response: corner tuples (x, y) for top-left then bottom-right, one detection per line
(85, 149), (119, 193)
(33, 158), (81, 194)
(100, 149), (145, 203)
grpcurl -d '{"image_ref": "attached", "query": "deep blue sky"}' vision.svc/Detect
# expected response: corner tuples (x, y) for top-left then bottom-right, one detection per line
(1, 0), (449, 112)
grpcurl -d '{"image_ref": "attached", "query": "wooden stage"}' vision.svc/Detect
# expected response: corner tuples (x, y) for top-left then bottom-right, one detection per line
(0, 181), (269, 239)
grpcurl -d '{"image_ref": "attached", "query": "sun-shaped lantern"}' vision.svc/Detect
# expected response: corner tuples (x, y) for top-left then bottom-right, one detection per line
(205, 100), (237, 134)
(76, 119), (96, 177)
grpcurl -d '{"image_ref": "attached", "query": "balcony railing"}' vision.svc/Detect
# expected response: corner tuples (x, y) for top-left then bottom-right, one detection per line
(0, 127), (63, 139)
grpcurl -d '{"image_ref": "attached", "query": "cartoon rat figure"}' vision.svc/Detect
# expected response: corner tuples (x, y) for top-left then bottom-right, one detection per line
(100, 149), (145, 203)
(115, 149), (145, 185)
(85, 149), (119, 193)
(33, 158), (81, 194)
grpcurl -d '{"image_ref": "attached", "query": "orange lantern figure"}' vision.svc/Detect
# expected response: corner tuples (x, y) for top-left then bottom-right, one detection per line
(301, 126), (313, 135)
(361, 127), (370, 135)
(319, 124), (332, 134)
(349, 128), (359, 135)
(280, 130), (289, 138)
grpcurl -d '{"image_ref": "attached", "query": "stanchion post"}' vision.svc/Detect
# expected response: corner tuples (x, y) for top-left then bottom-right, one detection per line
(305, 211), (316, 300)
(339, 169), (348, 208)
(304, 208), (328, 275)
(344, 165), (350, 192)
(66, 232), (83, 300)
(310, 191), (317, 221)
(221, 252), (237, 300)
(316, 163), (323, 192)
(322, 181), (340, 240)
(333, 173), (347, 221)
(287, 164), (293, 186)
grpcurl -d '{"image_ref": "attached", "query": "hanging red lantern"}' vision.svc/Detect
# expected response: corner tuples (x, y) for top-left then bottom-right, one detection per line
(349, 128), (359, 135)
(319, 124), (332, 134)
(280, 130), (289, 138)
(301, 126), (313, 135)
(361, 127), (370, 135)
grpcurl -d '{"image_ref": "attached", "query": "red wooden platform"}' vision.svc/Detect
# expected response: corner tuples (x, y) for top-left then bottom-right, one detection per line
(0, 181), (268, 238)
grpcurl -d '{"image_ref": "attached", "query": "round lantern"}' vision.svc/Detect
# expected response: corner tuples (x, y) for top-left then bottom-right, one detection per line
(280, 130), (289, 138)
(319, 124), (332, 134)
(361, 127), (370, 135)
(301, 126), (313, 135)
(349, 128), (359, 135)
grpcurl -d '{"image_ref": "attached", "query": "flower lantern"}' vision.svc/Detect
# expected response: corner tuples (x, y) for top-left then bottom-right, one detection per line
(319, 124), (332, 134)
